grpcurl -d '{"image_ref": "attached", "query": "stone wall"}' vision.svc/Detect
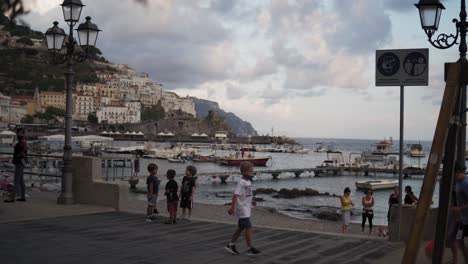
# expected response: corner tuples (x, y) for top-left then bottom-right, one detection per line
(388, 205), (438, 242)
(73, 156), (128, 211)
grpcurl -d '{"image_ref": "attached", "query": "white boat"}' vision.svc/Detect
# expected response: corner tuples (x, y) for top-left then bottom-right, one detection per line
(167, 158), (186, 163)
(0, 130), (16, 154)
(361, 138), (395, 162)
(355, 180), (398, 191)
(406, 143), (425, 157)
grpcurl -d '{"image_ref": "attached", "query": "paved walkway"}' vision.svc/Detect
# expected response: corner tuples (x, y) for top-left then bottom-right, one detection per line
(0, 211), (408, 264)
(0, 190), (114, 224)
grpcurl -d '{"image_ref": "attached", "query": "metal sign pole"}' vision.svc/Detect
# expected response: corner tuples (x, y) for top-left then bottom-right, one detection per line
(398, 85), (404, 241)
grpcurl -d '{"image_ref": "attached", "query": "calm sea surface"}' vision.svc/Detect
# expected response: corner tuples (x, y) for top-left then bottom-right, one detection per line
(112, 138), (454, 225)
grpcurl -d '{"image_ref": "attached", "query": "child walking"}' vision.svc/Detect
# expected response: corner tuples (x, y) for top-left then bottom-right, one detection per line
(165, 169), (179, 224)
(180, 165), (197, 220)
(224, 162), (261, 256)
(145, 163), (159, 222)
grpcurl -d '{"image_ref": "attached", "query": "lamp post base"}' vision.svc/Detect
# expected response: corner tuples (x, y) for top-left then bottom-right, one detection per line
(57, 194), (74, 205)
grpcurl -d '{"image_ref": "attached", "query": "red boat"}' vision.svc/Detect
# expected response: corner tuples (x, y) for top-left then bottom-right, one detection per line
(220, 157), (270, 166)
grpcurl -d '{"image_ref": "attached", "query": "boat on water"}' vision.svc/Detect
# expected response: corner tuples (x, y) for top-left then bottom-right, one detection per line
(0, 131), (16, 154)
(193, 155), (218, 163)
(361, 138), (395, 162)
(220, 156), (271, 166)
(314, 145), (328, 153)
(167, 158), (186, 163)
(406, 143), (425, 157)
(355, 180), (398, 191)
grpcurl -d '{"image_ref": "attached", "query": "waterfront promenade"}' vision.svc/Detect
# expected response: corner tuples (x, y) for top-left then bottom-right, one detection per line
(1, 190), (446, 263)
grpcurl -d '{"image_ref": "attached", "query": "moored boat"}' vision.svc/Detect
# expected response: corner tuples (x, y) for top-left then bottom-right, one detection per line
(361, 138), (395, 162)
(406, 143), (425, 157)
(355, 180), (398, 191)
(167, 158), (186, 163)
(220, 157), (270, 166)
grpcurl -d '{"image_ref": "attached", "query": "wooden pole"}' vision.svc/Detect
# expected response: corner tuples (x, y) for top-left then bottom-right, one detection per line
(402, 63), (461, 263)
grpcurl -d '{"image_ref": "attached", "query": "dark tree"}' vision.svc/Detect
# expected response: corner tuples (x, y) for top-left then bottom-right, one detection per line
(87, 112), (98, 123)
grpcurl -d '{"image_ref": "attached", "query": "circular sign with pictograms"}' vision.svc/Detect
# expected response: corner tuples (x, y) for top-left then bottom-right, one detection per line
(377, 52), (400, 77)
(403, 52), (427, 76)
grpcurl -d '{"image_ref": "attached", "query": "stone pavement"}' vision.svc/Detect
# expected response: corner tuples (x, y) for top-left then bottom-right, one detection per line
(0, 190), (114, 224)
(0, 211), (409, 264)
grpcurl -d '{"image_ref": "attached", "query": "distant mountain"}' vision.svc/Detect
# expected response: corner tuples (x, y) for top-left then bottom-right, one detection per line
(192, 97), (258, 136)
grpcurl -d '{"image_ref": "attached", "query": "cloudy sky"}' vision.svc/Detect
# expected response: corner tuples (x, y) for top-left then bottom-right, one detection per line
(22, 0), (462, 140)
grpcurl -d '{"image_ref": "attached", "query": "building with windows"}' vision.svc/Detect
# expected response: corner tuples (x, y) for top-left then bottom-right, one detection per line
(40, 91), (66, 110)
(73, 93), (95, 121)
(0, 93), (11, 122)
(161, 91), (196, 116)
(96, 100), (141, 124)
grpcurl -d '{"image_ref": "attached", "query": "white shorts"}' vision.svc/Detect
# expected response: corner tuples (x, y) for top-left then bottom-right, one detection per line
(342, 210), (350, 225)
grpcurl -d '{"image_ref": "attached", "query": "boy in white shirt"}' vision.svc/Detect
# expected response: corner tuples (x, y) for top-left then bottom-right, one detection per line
(224, 161), (261, 256)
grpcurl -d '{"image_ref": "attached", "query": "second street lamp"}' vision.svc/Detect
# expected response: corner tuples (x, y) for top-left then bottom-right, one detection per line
(404, 1), (468, 263)
(45, 0), (101, 205)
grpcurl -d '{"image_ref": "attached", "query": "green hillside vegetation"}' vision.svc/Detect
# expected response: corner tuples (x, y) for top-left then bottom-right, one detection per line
(0, 14), (114, 96)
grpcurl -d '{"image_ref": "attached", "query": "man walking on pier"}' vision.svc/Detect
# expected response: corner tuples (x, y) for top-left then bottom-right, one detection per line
(225, 161), (261, 256)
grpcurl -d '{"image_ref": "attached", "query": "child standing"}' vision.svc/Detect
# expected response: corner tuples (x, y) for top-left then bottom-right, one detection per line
(145, 163), (159, 222)
(224, 162), (261, 256)
(165, 169), (179, 224)
(180, 165), (197, 220)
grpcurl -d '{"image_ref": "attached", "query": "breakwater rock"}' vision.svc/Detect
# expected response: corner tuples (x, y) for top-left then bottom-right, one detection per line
(255, 188), (338, 199)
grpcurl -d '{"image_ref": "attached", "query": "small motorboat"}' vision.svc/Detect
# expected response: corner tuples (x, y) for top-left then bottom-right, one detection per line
(406, 143), (425, 158)
(193, 155), (218, 162)
(167, 158), (186, 163)
(355, 180), (398, 191)
(220, 156), (270, 166)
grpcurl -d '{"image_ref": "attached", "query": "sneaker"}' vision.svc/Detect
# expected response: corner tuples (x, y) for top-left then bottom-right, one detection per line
(224, 244), (239, 255)
(146, 216), (155, 222)
(3, 199), (14, 203)
(16, 198), (26, 202)
(247, 247), (261, 256)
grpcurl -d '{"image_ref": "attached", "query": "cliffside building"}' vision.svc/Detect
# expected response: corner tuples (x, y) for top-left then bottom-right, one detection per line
(161, 91), (196, 116)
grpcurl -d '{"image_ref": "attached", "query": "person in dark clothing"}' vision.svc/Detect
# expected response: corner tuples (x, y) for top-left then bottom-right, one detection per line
(404, 185), (418, 205)
(5, 128), (27, 203)
(180, 165), (197, 220)
(388, 186), (399, 221)
(165, 169), (179, 224)
(361, 190), (374, 234)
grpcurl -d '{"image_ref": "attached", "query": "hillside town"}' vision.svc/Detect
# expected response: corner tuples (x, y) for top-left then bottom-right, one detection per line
(0, 65), (196, 125)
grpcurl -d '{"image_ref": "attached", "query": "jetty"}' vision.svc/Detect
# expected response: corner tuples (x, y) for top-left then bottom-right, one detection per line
(197, 165), (426, 183)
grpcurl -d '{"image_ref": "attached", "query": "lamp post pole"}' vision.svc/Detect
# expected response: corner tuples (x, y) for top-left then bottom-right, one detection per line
(45, 0), (101, 205)
(458, 0), (467, 165)
(57, 25), (76, 204)
(410, 1), (468, 263)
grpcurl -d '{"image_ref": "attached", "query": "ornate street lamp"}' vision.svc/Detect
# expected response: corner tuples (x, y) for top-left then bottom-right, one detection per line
(405, 1), (468, 263)
(45, 0), (101, 205)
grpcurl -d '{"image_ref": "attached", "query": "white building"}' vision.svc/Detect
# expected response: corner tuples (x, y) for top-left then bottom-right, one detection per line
(76, 83), (99, 97)
(0, 93), (11, 122)
(73, 93), (95, 121)
(96, 100), (141, 124)
(161, 91), (196, 116)
(9, 100), (27, 123)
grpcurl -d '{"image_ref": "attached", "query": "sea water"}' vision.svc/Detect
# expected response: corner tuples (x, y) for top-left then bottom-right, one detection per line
(115, 138), (449, 225)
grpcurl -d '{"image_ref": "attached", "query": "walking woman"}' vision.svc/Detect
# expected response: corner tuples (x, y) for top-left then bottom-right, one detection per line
(341, 187), (354, 233)
(361, 190), (374, 234)
(404, 185), (418, 205)
(4, 128), (28, 203)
